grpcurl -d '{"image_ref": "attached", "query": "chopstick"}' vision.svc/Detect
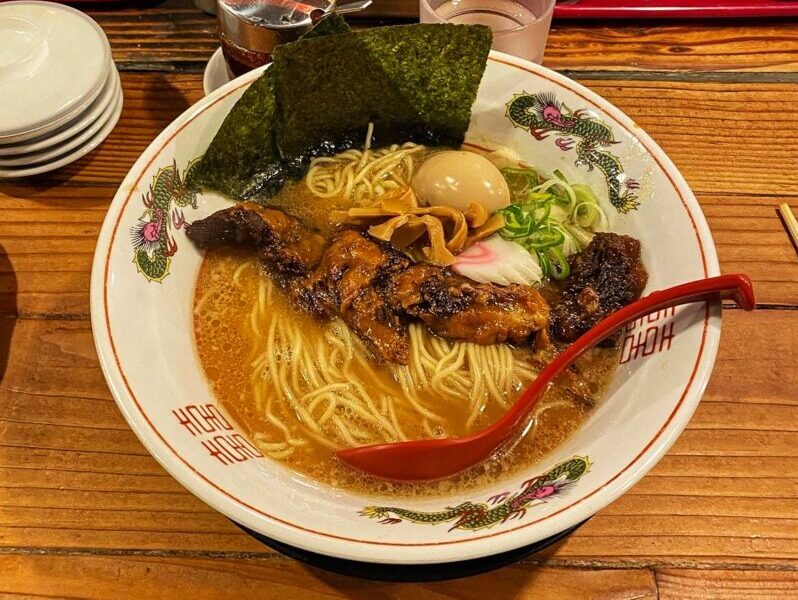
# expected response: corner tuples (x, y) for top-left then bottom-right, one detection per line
(778, 203), (798, 250)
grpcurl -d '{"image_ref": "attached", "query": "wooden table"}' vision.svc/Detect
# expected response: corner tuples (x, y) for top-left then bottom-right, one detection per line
(1, 2), (797, 597)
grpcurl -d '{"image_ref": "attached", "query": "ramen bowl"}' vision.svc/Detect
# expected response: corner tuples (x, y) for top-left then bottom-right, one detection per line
(90, 51), (720, 567)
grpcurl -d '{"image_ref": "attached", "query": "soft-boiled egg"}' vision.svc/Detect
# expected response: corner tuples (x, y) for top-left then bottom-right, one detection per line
(411, 150), (511, 213)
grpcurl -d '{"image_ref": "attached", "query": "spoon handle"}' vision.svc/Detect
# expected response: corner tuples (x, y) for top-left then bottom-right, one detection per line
(496, 274), (755, 434)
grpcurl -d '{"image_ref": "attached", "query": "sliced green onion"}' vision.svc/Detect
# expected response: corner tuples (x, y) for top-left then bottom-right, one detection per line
(546, 248), (570, 280)
(548, 203), (570, 223)
(499, 165), (607, 283)
(500, 167), (541, 197)
(533, 178), (577, 208)
(524, 191), (552, 202)
(563, 223), (595, 248)
(528, 201), (551, 226)
(572, 183), (599, 205)
(556, 224), (580, 256)
(537, 251), (551, 278)
(524, 227), (564, 250)
(573, 201), (608, 229)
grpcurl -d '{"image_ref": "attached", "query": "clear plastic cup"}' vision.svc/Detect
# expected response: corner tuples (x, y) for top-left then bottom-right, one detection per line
(419, 0), (555, 64)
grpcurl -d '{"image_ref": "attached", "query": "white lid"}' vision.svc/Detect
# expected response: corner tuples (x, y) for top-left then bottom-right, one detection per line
(0, 1), (111, 139)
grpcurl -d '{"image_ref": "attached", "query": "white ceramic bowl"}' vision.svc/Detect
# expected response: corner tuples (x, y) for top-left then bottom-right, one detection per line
(91, 52), (720, 565)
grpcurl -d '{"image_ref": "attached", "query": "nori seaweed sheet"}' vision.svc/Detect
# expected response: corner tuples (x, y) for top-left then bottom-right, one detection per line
(188, 72), (282, 199)
(188, 14), (351, 199)
(301, 12), (350, 40)
(190, 20), (491, 201)
(273, 24), (492, 160)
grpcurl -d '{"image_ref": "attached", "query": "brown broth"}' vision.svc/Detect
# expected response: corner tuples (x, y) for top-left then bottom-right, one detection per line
(194, 249), (619, 499)
(263, 179), (351, 236)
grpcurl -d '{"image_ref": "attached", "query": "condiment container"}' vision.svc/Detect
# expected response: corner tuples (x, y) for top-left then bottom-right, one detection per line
(216, 0), (372, 76)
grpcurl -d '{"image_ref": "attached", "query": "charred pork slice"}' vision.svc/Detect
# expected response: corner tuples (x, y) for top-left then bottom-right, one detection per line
(551, 233), (648, 343)
(186, 202), (326, 292)
(188, 205), (552, 364)
(188, 209), (411, 363)
(305, 230), (411, 365)
(389, 264), (550, 346)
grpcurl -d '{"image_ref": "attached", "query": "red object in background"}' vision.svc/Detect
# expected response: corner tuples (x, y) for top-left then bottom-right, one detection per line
(554, 0), (798, 19)
(40, 0), (798, 17)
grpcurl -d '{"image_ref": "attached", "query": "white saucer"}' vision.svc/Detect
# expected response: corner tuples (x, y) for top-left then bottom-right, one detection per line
(0, 84), (123, 178)
(203, 47), (234, 96)
(0, 1), (111, 143)
(0, 62), (118, 157)
(0, 69), (121, 167)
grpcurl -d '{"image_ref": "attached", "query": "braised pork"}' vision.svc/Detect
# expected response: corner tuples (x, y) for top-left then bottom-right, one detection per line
(187, 205), (551, 364)
(389, 264), (550, 346)
(305, 230), (412, 364)
(550, 233), (648, 343)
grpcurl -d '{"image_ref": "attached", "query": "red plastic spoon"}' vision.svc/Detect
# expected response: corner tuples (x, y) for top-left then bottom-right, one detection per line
(336, 274), (755, 481)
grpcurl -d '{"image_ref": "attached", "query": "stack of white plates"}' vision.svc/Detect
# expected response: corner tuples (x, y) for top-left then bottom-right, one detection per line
(0, 1), (123, 178)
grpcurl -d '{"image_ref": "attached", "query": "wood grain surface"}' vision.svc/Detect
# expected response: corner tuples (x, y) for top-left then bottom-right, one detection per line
(90, 0), (798, 76)
(0, 556), (659, 599)
(2, 73), (795, 316)
(22, 74), (798, 201)
(0, 311), (795, 563)
(0, 1), (796, 597)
